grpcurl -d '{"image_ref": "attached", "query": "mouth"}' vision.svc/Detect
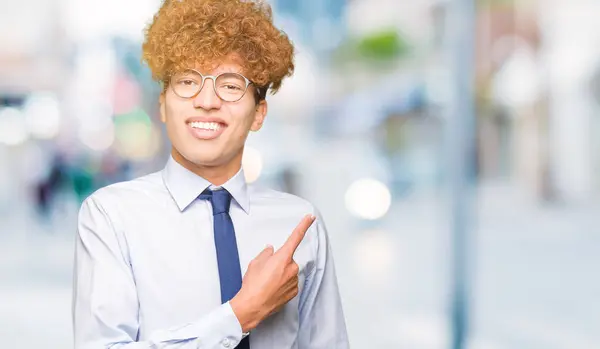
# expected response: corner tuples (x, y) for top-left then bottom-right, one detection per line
(186, 120), (227, 140)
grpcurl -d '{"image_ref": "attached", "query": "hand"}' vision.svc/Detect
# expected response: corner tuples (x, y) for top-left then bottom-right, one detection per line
(230, 214), (316, 332)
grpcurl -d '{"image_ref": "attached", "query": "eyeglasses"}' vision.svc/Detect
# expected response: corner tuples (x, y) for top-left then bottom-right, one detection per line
(169, 69), (255, 102)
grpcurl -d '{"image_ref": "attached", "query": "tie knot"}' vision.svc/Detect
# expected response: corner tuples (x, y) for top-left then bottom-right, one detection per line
(200, 189), (231, 215)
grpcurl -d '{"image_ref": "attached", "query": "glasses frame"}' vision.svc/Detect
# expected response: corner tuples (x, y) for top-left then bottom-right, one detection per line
(169, 68), (256, 103)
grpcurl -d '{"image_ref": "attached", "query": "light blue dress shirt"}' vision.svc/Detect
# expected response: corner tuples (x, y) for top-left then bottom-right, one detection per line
(73, 156), (349, 349)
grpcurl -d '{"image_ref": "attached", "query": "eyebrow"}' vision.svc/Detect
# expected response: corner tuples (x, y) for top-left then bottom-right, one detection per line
(211, 67), (245, 75)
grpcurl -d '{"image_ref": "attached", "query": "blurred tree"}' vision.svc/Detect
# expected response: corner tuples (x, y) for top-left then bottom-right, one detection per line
(332, 29), (411, 66)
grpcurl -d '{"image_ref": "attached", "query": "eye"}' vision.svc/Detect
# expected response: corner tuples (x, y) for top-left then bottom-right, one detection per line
(179, 79), (197, 86)
(222, 84), (242, 90)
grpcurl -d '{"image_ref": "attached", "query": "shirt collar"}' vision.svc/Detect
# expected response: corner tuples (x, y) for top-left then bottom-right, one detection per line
(162, 156), (250, 214)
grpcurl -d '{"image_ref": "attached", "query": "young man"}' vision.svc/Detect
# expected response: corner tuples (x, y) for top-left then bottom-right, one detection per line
(72, 0), (349, 348)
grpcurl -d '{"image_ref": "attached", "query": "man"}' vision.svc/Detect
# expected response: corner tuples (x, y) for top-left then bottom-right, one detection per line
(72, 0), (349, 348)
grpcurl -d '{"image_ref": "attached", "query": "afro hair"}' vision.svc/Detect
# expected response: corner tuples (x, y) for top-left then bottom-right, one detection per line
(142, 0), (295, 99)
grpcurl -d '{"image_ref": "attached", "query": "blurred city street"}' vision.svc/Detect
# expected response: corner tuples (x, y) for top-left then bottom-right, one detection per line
(3, 0), (600, 348)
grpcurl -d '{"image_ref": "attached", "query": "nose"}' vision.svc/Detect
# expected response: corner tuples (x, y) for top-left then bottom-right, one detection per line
(192, 77), (222, 110)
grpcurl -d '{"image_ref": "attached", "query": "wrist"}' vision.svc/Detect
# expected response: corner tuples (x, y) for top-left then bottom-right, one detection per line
(230, 294), (261, 333)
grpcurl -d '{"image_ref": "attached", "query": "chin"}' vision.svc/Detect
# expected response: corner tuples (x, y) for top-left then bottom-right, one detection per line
(176, 148), (226, 167)
(185, 154), (223, 167)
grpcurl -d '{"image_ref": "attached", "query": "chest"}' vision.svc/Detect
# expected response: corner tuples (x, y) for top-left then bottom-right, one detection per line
(120, 203), (314, 333)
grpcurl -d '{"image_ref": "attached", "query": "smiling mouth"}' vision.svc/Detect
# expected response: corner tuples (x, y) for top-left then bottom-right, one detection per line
(188, 121), (224, 131)
(186, 120), (227, 140)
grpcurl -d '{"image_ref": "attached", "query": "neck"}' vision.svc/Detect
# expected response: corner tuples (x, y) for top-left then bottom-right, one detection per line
(171, 148), (242, 186)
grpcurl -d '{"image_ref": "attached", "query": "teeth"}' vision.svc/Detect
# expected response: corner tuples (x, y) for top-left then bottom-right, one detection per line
(189, 121), (221, 131)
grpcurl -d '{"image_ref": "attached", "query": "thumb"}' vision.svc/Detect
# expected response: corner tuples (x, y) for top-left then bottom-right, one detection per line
(256, 244), (274, 260)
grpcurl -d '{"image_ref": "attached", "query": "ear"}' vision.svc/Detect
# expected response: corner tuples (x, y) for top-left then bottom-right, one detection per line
(159, 92), (167, 124)
(250, 99), (267, 132)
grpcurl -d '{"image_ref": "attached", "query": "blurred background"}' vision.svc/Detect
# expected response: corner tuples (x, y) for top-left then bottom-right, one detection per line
(1, 0), (599, 348)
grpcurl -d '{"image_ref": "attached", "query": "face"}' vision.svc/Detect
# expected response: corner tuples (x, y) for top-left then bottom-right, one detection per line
(159, 58), (267, 175)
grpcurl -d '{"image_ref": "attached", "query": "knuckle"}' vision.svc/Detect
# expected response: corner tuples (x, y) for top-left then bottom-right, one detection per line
(291, 263), (299, 274)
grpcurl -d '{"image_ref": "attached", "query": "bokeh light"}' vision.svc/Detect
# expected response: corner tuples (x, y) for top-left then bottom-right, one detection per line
(23, 92), (62, 140)
(78, 122), (115, 152)
(114, 108), (161, 160)
(345, 178), (392, 220)
(0, 107), (29, 146)
(242, 146), (264, 183)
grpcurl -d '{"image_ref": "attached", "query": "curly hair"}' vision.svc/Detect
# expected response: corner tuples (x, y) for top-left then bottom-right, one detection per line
(142, 0), (295, 99)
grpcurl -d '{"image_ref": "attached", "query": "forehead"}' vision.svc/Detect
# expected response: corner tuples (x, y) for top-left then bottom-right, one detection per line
(178, 54), (248, 76)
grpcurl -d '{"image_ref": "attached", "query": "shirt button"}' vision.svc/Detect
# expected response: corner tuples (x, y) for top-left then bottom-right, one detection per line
(222, 338), (231, 348)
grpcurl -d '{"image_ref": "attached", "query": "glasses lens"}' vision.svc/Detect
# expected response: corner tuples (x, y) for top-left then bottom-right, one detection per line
(171, 70), (202, 98)
(215, 73), (248, 102)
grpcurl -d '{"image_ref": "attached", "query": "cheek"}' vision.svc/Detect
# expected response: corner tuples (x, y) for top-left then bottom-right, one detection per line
(163, 91), (187, 119)
(164, 103), (186, 127)
(226, 104), (256, 131)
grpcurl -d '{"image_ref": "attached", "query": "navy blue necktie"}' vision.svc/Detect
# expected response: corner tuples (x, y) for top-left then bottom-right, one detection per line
(200, 189), (250, 349)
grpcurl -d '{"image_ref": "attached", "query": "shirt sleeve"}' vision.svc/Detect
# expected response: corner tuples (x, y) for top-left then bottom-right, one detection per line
(73, 195), (244, 349)
(297, 210), (350, 349)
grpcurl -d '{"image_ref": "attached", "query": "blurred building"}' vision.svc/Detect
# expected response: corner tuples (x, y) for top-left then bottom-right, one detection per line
(539, 0), (600, 202)
(0, 0), (68, 95)
(431, 0), (600, 203)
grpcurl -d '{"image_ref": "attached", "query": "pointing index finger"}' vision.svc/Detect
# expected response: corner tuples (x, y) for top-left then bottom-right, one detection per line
(277, 214), (316, 260)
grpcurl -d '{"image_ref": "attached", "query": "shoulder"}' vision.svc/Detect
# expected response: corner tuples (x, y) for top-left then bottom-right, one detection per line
(248, 184), (319, 216)
(81, 171), (165, 211)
